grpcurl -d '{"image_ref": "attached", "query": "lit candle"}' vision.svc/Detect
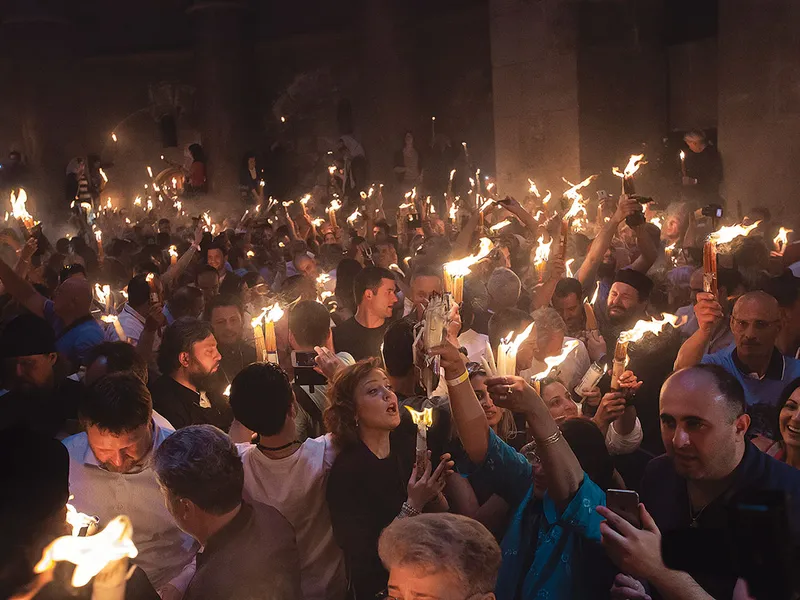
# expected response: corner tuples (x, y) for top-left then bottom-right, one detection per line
(101, 315), (127, 343)
(612, 154), (646, 196)
(679, 150), (686, 177)
(264, 302), (284, 364)
(145, 273), (159, 304)
(328, 199), (341, 228)
(94, 229), (104, 259)
(612, 314), (682, 388)
(405, 406), (433, 472)
(496, 323), (535, 377)
(443, 238), (493, 304)
(704, 222), (761, 298)
(251, 307), (268, 362)
(169, 245), (178, 265)
(774, 227), (792, 255)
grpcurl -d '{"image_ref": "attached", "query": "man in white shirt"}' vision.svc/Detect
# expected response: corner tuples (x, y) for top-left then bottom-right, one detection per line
(106, 274), (161, 349)
(230, 362), (347, 600)
(62, 372), (197, 595)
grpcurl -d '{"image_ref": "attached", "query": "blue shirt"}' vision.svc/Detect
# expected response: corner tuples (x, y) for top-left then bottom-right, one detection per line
(465, 430), (608, 600)
(44, 300), (105, 368)
(701, 346), (800, 437)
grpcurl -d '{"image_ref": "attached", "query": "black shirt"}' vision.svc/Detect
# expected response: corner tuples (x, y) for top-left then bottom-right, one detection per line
(149, 374), (232, 431)
(332, 316), (388, 362)
(0, 379), (83, 438)
(327, 434), (414, 599)
(641, 441), (800, 599)
(217, 341), (257, 385)
(185, 502), (302, 600)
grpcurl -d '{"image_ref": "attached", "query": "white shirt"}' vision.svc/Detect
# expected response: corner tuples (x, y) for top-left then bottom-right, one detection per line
(105, 303), (161, 351)
(62, 420), (197, 591)
(458, 328), (490, 364)
(239, 435), (347, 600)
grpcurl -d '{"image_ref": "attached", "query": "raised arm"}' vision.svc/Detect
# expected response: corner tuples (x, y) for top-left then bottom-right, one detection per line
(500, 197), (539, 237)
(673, 292), (723, 370)
(452, 210), (482, 258)
(161, 227), (202, 290)
(576, 196), (639, 289)
(0, 254), (45, 318)
(630, 222), (659, 274)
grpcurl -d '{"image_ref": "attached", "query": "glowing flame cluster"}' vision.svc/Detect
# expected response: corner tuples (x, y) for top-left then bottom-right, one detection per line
(533, 235), (553, 265)
(66, 502), (98, 536)
(618, 314), (682, 344)
(10, 189), (34, 223)
(707, 221), (761, 245)
(613, 154), (647, 179)
(94, 284), (111, 306)
(328, 199), (342, 212)
(169, 245), (178, 259)
(35, 515), (138, 588)
(528, 178), (541, 197)
(405, 406), (433, 427)
(530, 339), (580, 381)
(443, 237), (493, 277)
(499, 322), (535, 360)
(774, 227), (792, 252)
(265, 302), (284, 323)
(347, 209), (361, 225)
(490, 219), (511, 232)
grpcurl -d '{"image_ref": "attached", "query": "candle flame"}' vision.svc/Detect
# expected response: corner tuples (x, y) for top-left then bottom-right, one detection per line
(479, 198), (494, 212)
(490, 219), (511, 232)
(317, 273), (331, 285)
(774, 227), (792, 251)
(449, 203), (458, 220)
(649, 216), (663, 228)
(10, 188), (34, 222)
(312, 217), (325, 226)
(528, 178), (541, 198)
(405, 406), (433, 428)
(562, 175), (598, 202)
(100, 315), (118, 324)
(329, 199), (342, 212)
(449, 169), (456, 182)
(146, 199), (153, 211)
(99, 168), (108, 183)
(565, 258), (575, 278)
(94, 230), (102, 242)
(300, 194), (311, 205)
(499, 322), (535, 359)
(347, 209), (361, 224)
(530, 339), (581, 381)
(111, 133), (118, 142)
(443, 237), (494, 277)
(223, 384), (231, 397)
(246, 250), (255, 258)
(541, 190), (552, 205)
(612, 154), (647, 179)
(66, 502), (98, 536)
(146, 166), (153, 178)
(251, 305), (269, 329)
(618, 314), (682, 345)
(94, 284), (110, 305)
(707, 221), (761, 245)
(134, 196), (142, 206)
(679, 150), (685, 161)
(34, 515), (138, 587)
(533, 235), (553, 265)
(588, 281), (600, 305)
(169, 245), (178, 258)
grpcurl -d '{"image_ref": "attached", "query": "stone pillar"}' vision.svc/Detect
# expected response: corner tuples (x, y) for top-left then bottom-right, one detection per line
(718, 0), (800, 223)
(490, 0), (580, 200)
(187, 0), (253, 203)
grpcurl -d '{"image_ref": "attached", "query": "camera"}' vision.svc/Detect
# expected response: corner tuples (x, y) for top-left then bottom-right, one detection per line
(292, 351), (327, 388)
(702, 204), (724, 219)
(406, 213), (421, 229)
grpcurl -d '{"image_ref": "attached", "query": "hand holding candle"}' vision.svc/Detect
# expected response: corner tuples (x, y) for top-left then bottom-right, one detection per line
(704, 221), (761, 297)
(405, 406), (433, 472)
(443, 237), (493, 304)
(611, 314), (682, 388)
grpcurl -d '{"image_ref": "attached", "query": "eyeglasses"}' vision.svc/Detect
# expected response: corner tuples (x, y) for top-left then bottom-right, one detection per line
(730, 318), (780, 332)
(379, 591), (490, 600)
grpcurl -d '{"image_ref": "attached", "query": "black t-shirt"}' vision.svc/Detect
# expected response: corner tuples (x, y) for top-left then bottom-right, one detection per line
(0, 378), (83, 438)
(149, 374), (232, 431)
(332, 316), (388, 362)
(327, 435), (413, 599)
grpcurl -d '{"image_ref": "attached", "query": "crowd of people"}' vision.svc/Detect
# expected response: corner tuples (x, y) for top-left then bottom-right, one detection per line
(3, 127), (800, 600)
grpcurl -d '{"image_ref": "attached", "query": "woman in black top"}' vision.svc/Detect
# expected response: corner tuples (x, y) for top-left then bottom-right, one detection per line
(325, 358), (453, 600)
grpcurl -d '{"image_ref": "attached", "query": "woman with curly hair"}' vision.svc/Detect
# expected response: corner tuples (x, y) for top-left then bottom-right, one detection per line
(324, 358), (453, 599)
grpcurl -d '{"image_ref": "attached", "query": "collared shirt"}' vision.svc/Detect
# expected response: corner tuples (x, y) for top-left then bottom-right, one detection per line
(458, 328), (490, 364)
(61, 419), (197, 590)
(44, 300), (104, 368)
(149, 374), (232, 431)
(239, 435), (347, 600)
(702, 346), (800, 438)
(677, 305), (735, 355)
(185, 502), (302, 600)
(641, 442), (800, 599)
(520, 336), (590, 392)
(105, 303), (161, 350)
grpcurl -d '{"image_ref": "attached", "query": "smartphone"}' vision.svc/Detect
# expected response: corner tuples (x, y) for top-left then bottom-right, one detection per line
(606, 489), (641, 528)
(406, 214), (421, 229)
(291, 351), (327, 387)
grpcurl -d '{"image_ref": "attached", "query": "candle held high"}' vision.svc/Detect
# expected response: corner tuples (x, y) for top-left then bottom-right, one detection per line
(443, 237), (493, 304)
(612, 154), (647, 196)
(529, 339), (580, 393)
(611, 314), (682, 389)
(704, 222), (761, 297)
(497, 322), (535, 377)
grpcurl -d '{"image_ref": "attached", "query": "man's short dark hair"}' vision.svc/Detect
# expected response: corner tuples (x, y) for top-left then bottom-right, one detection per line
(127, 274), (151, 308)
(169, 286), (204, 319)
(206, 240), (228, 257)
(229, 363), (293, 436)
(59, 263), (86, 284)
(354, 266), (396, 304)
(80, 372), (152, 433)
(554, 277), (583, 300)
(488, 308), (533, 354)
(676, 364), (746, 420)
(382, 319), (415, 377)
(764, 271), (800, 309)
(154, 425), (243, 515)
(410, 265), (443, 283)
(86, 342), (148, 383)
(205, 294), (244, 321)
(288, 300), (331, 348)
(157, 318), (215, 375)
(196, 264), (220, 281)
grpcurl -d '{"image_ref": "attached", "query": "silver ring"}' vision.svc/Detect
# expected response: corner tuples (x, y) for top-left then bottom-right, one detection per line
(507, 385), (513, 395)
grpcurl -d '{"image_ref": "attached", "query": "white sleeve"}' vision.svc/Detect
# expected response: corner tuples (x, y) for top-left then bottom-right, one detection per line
(605, 417), (643, 456)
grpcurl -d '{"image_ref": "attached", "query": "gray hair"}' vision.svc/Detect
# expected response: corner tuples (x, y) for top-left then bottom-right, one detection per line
(154, 425), (243, 515)
(487, 267), (521, 308)
(379, 513), (501, 596)
(531, 307), (566, 346)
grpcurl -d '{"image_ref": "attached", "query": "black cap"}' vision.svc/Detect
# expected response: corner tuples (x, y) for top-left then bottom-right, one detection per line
(614, 268), (654, 301)
(0, 314), (57, 359)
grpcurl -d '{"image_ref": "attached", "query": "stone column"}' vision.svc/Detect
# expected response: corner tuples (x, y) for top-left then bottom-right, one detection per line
(718, 0), (800, 222)
(187, 0), (253, 203)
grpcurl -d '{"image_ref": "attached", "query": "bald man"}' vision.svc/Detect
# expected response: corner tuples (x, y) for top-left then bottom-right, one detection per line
(676, 290), (800, 437)
(0, 254), (104, 371)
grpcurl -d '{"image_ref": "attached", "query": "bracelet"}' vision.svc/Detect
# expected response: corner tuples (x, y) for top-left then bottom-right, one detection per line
(445, 370), (469, 387)
(399, 501), (421, 519)
(535, 430), (562, 448)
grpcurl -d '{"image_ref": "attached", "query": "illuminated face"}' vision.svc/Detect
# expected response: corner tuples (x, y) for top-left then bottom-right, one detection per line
(354, 369), (400, 432)
(660, 370), (748, 481)
(780, 389), (800, 451)
(323, 232), (336, 245)
(182, 334), (221, 386)
(365, 278), (398, 319)
(541, 381), (578, 424)
(87, 422), (153, 473)
(8, 354), (56, 390)
(606, 282), (645, 326)
(731, 297), (781, 364)
(375, 243), (398, 269)
(387, 564), (479, 600)
(552, 292), (583, 335)
(685, 137), (705, 153)
(196, 272), (220, 303)
(471, 374), (503, 428)
(210, 305), (244, 346)
(294, 255), (319, 279)
(410, 275), (442, 315)
(206, 248), (225, 273)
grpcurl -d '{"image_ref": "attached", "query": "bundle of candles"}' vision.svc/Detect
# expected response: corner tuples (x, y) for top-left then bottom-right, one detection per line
(611, 314), (682, 389)
(442, 237), (493, 304)
(703, 221), (760, 297)
(252, 303), (284, 363)
(584, 283), (600, 330)
(529, 339), (580, 393)
(532, 235), (553, 281)
(496, 323), (535, 377)
(405, 405), (434, 472)
(416, 293), (453, 397)
(612, 154), (647, 196)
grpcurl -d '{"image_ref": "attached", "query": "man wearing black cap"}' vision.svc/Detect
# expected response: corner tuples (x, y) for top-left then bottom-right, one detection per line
(0, 314), (83, 438)
(599, 269), (682, 456)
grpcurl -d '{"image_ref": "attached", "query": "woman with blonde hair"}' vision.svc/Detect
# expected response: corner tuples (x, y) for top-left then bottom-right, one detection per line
(324, 358), (453, 599)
